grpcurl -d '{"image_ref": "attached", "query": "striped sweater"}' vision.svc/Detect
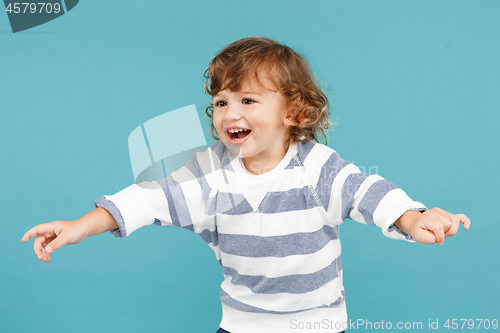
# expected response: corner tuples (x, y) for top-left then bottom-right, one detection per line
(94, 139), (426, 333)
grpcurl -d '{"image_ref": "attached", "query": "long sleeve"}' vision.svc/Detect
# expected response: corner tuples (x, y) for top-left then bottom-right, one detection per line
(94, 180), (170, 238)
(302, 141), (427, 242)
(94, 142), (226, 239)
(338, 165), (427, 241)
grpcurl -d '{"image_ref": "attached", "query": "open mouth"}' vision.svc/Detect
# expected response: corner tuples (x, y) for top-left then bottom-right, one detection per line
(228, 128), (251, 142)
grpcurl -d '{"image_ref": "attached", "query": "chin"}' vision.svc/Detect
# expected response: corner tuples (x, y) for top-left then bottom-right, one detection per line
(221, 140), (244, 157)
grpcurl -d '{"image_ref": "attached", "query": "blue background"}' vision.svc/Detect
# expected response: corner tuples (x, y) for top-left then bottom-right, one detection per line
(1, 1), (499, 332)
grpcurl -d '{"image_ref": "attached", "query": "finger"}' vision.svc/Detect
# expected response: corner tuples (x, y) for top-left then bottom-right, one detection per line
(22, 223), (54, 242)
(42, 240), (54, 263)
(437, 213), (453, 233)
(45, 231), (67, 253)
(42, 247), (47, 262)
(426, 219), (445, 245)
(41, 247), (51, 263)
(456, 213), (471, 230)
(33, 235), (47, 260)
(413, 229), (438, 245)
(434, 227), (445, 245)
(44, 248), (51, 263)
(443, 212), (460, 237)
(445, 219), (460, 238)
(22, 226), (41, 242)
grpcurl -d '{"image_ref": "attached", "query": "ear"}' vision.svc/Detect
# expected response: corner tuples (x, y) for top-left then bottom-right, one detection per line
(284, 108), (298, 126)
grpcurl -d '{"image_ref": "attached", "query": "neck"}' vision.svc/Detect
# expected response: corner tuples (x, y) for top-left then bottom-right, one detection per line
(242, 141), (290, 175)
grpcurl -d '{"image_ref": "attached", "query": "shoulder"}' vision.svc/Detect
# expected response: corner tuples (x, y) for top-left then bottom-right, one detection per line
(296, 140), (344, 169)
(179, 141), (238, 185)
(183, 141), (229, 177)
(163, 141), (226, 186)
(207, 140), (226, 161)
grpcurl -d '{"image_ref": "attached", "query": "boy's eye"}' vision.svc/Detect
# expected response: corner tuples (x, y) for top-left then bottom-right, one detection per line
(215, 100), (227, 107)
(242, 98), (255, 104)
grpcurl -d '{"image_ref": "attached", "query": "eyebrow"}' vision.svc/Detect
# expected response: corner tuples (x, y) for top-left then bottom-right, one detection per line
(239, 90), (263, 95)
(213, 90), (264, 99)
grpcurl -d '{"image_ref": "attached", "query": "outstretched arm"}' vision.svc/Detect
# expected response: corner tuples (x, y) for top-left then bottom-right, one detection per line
(21, 207), (118, 262)
(394, 208), (471, 245)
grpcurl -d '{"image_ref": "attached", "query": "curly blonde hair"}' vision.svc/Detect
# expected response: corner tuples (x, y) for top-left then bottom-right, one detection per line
(204, 36), (332, 144)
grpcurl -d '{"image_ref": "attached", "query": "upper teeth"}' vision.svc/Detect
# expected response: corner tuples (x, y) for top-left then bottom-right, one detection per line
(228, 128), (247, 133)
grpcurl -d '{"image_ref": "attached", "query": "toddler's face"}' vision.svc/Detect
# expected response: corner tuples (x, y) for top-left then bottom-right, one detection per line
(212, 78), (295, 174)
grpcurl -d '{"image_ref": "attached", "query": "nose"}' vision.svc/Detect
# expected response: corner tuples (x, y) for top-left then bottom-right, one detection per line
(223, 103), (242, 122)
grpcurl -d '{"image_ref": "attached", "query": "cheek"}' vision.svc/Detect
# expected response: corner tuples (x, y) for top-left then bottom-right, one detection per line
(212, 112), (225, 136)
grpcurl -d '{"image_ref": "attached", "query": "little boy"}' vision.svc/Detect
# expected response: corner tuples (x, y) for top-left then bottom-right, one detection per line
(22, 36), (470, 333)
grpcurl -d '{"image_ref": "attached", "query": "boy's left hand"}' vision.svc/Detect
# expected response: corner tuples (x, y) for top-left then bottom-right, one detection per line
(395, 208), (471, 245)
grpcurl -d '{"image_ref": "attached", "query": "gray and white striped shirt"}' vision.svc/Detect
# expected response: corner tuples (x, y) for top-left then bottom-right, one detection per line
(95, 139), (426, 333)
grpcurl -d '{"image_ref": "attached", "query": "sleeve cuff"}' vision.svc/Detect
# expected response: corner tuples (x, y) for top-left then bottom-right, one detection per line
(373, 188), (428, 242)
(386, 206), (428, 243)
(93, 183), (159, 238)
(383, 205), (428, 242)
(94, 196), (127, 238)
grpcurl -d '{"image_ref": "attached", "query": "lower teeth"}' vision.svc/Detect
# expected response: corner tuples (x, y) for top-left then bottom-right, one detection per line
(232, 131), (249, 140)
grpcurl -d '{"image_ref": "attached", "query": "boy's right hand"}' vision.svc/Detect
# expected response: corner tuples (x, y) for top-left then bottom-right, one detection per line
(21, 219), (90, 263)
